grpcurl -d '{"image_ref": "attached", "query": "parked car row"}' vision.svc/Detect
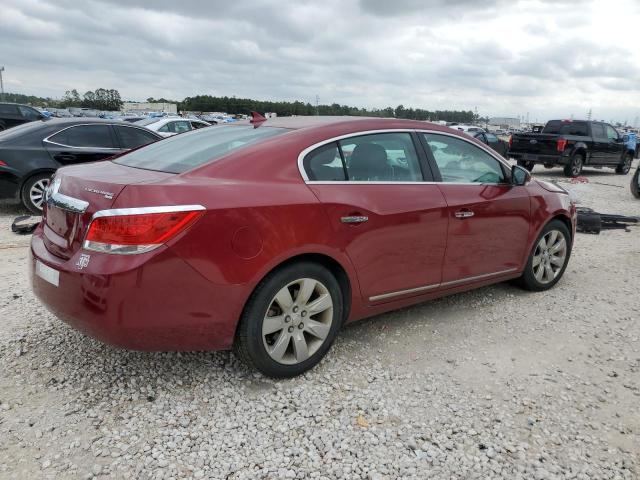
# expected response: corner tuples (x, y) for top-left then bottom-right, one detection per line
(0, 118), (162, 212)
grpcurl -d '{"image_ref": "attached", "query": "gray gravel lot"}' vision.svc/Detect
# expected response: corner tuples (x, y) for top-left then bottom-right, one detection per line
(1, 163), (639, 479)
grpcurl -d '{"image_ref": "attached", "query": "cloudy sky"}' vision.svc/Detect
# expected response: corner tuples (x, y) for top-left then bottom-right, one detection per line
(2, 0), (640, 124)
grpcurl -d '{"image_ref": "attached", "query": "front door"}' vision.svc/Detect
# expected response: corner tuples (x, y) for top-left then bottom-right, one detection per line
(303, 132), (448, 302)
(420, 132), (531, 284)
(604, 124), (623, 164)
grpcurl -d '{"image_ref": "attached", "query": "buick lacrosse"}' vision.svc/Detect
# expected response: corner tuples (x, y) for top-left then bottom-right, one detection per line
(30, 116), (576, 377)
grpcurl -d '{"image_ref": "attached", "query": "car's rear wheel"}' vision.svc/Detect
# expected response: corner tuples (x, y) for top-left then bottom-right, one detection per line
(615, 153), (632, 175)
(563, 153), (583, 177)
(234, 262), (343, 378)
(21, 172), (53, 214)
(631, 167), (640, 199)
(516, 220), (572, 291)
(517, 160), (535, 171)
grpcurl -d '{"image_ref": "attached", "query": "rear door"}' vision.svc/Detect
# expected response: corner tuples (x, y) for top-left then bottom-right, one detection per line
(44, 124), (121, 165)
(420, 132), (531, 284)
(303, 131), (448, 303)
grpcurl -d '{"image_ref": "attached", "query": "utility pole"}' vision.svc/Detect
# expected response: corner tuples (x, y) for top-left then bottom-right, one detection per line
(315, 95), (319, 116)
(0, 66), (4, 102)
(587, 108), (592, 121)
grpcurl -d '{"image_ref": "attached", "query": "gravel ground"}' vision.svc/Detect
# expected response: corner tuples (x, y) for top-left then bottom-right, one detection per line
(1, 163), (639, 479)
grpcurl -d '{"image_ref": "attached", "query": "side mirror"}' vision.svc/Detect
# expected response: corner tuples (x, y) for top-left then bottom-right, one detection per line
(511, 165), (530, 186)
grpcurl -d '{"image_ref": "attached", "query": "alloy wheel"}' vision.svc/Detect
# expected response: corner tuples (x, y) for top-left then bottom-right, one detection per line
(262, 278), (334, 365)
(571, 157), (583, 176)
(532, 230), (567, 284)
(29, 178), (50, 210)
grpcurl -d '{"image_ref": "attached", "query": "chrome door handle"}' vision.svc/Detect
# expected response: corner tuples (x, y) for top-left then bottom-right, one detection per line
(454, 210), (474, 219)
(341, 215), (368, 224)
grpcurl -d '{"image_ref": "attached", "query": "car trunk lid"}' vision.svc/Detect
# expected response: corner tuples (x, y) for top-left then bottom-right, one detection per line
(42, 161), (173, 260)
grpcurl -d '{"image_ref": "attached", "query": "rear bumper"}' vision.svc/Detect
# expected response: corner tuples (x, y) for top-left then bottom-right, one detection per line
(30, 225), (247, 351)
(508, 152), (569, 165)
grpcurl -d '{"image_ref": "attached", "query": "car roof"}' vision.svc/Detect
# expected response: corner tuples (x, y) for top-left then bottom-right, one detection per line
(231, 115), (460, 132)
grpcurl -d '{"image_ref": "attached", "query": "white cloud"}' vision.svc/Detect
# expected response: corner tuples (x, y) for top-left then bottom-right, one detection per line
(1, 0), (639, 124)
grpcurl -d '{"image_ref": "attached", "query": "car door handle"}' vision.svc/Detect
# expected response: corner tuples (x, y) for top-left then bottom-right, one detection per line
(454, 210), (474, 219)
(341, 215), (368, 224)
(56, 154), (77, 162)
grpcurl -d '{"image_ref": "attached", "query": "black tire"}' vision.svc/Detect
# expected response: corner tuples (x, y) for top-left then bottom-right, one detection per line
(516, 220), (572, 292)
(563, 153), (583, 177)
(517, 160), (535, 172)
(21, 172), (53, 214)
(615, 153), (632, 175)
(0, 123), (5, 132)
(234, 262), (343, 378)
(631, 167), (640, 199)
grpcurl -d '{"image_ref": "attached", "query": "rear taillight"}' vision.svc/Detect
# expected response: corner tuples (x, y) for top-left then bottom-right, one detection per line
(508, 135), (513, 148)
(84, 206), (205, 254)
(557, 138), (568, 152)
(0, 160), (7, 167)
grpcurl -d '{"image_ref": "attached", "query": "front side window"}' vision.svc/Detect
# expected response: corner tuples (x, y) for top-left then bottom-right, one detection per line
(114, 126), (158, 149)
(115, 125), (287, 173)
(485, 133), (498, 143)
(49, 125), (115, 148)
(605, 125), (619, 140)
(422, 133), (506, 184)
(18, 106), (42, 120)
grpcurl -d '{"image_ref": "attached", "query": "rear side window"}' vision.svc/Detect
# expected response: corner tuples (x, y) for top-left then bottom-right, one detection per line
(303, 132), (423, 182)
(114, 126), (158, 149)
(0, 104), (19, 115)
(591, 123), (605, 138)
(304, 143), (346, 181)
(48, 125), (115, 148)
(542, 121), (588, 136)
(114, 125), (287, 173)
(191, 121), (210, 130)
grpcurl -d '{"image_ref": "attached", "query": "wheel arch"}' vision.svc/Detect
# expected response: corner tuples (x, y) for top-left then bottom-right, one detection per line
(238, 252), (354, 334)
(19, 168), (57, 191)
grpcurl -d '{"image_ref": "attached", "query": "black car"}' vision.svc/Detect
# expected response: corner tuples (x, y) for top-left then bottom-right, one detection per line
(0, 103), (47, 131)
(0, 118), (162, 212)
(468, 131), (509, 156)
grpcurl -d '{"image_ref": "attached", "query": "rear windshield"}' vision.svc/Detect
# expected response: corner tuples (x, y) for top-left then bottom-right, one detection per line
(542, 121), (588, 136)
(114, 125), (288, 173)
(0, 120), (47, 142)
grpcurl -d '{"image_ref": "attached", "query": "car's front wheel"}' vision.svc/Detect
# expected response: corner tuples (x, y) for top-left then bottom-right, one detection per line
(21, 172), (53, 214)
(234, 262), (343, 378)
(517, 220), (572, 291)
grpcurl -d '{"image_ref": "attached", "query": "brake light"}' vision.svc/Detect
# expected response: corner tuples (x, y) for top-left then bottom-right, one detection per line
(557, 138), (568, 152)
(508, 135), (513, 148)
(0, 160), (6, 167)
(84, 206), (205, 254)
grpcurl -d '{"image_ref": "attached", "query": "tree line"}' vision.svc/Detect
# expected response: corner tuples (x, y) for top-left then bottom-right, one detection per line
(180, 95), (478, 123)
(3, 90), (478, 123)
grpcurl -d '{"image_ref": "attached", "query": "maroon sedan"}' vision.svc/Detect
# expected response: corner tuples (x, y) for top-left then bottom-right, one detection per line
(30, 116), (576, 377)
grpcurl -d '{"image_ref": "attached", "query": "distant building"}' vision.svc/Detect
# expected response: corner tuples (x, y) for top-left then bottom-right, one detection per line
(489, 117), (520, 128)
(122, 102), (177, 114)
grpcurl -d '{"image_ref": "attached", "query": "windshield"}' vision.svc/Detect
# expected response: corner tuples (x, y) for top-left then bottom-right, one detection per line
(114, 125), (288, 173)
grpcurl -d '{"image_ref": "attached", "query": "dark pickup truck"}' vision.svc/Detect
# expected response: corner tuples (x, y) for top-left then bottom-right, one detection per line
(507, 120), (634, 177)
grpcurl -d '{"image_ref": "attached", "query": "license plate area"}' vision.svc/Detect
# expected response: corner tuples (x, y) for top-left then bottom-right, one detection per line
(523, 154), (538, 161)
(35, 260), (59, 287)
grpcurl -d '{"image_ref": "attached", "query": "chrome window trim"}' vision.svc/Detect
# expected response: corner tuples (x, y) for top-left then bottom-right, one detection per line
(43, 123), (121, 150)
(296, 128), (512, 184)
(90, 204), (206, 220)
(368, 268), (518, 302)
